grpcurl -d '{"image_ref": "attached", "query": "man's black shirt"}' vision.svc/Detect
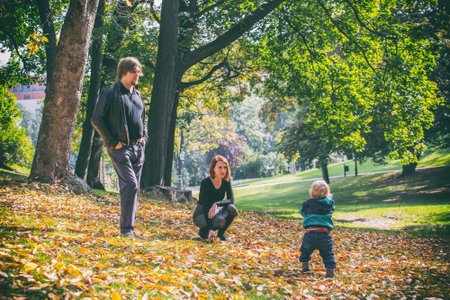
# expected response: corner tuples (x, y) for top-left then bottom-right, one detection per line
(120, 83), (144, 142)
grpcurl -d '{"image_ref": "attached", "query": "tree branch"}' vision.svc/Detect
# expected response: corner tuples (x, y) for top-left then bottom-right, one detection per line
(317, 0), (377, 73)
(195, 0), (226, 18)
(149, 0), (160, 23)
(343, 0), (388, 38)
(180, 0), (286, 72)
(180, 59), (227, 90)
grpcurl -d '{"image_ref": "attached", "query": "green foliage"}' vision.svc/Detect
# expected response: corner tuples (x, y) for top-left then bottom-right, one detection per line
(0, 87), (33, 167)
(251, 0), (445, 167)
(235, 152), (289, 179)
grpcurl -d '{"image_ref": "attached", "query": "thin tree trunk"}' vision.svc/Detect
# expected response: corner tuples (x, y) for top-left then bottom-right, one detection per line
(401, 162), (417, 176)
(320, 159), (330, 184)
(142, 0), (180, 188)
(354, 158), (358, 176)
(86, 131), (104, 190)
(35, 0), (57, 83)
(75, 0), (105, 180)
(163, 90), (181, 186)
(30, 0), (99, 182)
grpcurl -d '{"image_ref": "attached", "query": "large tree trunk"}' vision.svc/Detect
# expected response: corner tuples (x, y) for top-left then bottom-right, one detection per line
(30, 0), (99, 182)
(86, 131), (104, 190)
(142, 0), (180, 188)
(142, 0), (285, 188)
(75, 0), (105, 180)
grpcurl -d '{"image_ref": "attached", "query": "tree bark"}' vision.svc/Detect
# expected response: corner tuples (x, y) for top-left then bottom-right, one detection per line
(142, 0), (180, 188)
(320, 159), (330, 184)
(86, 131), (104, 189)
(30, 0), (99, 183)
(142, 0), (286, 188)
(75, 0), (105, 180)
(401, 162), (417, 176)
(35, 0), (57, 83)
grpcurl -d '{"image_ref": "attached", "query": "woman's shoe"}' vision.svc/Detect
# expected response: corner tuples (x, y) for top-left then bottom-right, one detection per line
(217, 231), (227, 241)
(198, 228), (209, 239)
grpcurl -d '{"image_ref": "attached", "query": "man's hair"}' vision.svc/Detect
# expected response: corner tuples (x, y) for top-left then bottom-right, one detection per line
(116, 57), (142, 81)
(209, 155), (231, 181)
(310, 180), (332, 199)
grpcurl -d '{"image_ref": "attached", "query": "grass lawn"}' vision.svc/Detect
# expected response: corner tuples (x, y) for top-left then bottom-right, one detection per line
(233, 148), (450, 188)
(234, 166), (450, 233)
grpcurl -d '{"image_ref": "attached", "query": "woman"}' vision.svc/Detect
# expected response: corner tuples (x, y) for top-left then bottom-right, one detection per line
(193, 155), (238, 241)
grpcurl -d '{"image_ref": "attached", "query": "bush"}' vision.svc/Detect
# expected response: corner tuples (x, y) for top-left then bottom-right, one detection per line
(0, 86), (33, 168)
(235, 152), (289, 179)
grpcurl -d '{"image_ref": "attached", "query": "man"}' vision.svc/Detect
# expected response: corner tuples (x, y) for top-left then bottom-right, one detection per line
(92, 57), (147, 239)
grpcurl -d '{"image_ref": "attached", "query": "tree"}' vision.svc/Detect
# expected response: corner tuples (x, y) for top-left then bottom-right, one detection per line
(251, 0), (443, 176)
(0, 0), (55, 86)
(74, 0), (105, 181)
(30, 0), (99, 182)
(142, 0), (286, 188)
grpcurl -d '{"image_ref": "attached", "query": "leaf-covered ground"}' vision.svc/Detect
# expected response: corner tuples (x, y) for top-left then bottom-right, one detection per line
(0, 181), (449, 299)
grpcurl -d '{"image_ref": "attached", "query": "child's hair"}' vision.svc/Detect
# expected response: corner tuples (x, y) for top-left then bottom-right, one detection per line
(310, 180), (332, 199)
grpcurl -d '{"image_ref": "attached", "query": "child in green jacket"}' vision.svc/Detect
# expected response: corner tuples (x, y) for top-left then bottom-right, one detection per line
(300, 180), (336, 277)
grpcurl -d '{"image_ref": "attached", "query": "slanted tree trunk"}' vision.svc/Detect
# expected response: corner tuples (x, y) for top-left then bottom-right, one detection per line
(30, 0), (99, 183)
(86, 131), (104, 190)
(75, 0), (105, 180)
(142, 0), (286, 189)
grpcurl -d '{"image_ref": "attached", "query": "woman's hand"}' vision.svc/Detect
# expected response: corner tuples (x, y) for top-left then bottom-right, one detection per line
(208, 230), (215, 240)
(208, 203), (218, 219)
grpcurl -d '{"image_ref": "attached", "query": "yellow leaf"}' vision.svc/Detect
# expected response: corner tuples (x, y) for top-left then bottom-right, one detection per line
(22, 262), (38, 273)
(123, 0), (132, 6)
(111, 290), (122, 300)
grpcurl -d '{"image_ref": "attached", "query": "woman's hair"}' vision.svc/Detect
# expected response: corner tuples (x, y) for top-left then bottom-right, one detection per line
(310, 180), (332, 199)
(116, 57), (142, 81)
(209, 155), (231, 181)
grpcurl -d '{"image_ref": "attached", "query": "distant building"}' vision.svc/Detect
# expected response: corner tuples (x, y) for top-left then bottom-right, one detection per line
(11, 83), (45, 117)
(1, 50), (46, 116)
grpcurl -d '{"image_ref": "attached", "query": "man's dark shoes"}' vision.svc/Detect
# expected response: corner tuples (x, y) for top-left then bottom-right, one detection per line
(302, 262), (310, 272)
(326, 268), (335, 278)
(198, 228), (209, 239)
(217, 231), (227, 241)
(122, 230), (147, 241)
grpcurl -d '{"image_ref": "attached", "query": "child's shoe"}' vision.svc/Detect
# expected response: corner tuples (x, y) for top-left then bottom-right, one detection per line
(301, 262), (310, 272)
(326, 269), (335, 278)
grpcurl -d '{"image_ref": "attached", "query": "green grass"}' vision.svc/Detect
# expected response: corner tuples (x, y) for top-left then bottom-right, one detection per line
(233, 148), (450, 188)
(234, 166), (450, 232)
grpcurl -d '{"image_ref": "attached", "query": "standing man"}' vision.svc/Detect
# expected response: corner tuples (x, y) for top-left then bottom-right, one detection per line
(92, 57), (147, 239)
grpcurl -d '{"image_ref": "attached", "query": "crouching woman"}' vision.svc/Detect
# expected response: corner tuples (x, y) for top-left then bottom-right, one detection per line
(193, 155), (238, 241)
